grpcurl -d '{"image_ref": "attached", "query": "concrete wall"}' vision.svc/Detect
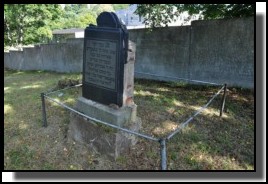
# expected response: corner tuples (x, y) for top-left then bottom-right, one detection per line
(131, 17), (254, 88)
(4, 17), (254, 88)
(189, 18), (254, 87)
(5, 38), (83, 73)
(129, 26), (191, 80)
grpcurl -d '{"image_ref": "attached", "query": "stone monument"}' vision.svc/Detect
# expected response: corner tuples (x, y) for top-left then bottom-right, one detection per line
(68, 12), (141, 160)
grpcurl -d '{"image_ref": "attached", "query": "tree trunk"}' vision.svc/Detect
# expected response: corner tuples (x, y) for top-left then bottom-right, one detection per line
(4, 21), (12, 45)
(17, 13), (25, 46)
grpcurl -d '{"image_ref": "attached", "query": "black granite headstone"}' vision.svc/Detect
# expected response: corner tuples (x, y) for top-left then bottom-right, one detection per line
(82, 12), (128, 107)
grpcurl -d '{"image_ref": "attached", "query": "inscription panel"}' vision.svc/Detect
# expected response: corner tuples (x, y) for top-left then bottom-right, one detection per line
(85, 39), (117, 90)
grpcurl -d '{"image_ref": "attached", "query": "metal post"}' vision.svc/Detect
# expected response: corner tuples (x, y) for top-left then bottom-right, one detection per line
(220, 84), (227, 117)
(41, 93), (47, 127)
(159, 139), (167, 170)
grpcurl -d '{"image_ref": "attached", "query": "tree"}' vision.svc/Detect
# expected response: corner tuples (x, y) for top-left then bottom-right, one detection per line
(90, 4), (114, 16)
(78, 13), (96, 27)
(4, 4), (62, 46)
(64, 4), (88, 15)
(70, 4), (88, 14)
(183, 4), (255, 19)
(135, 4), (255, 28)
(54, 5), (96, 29)
(112, 4), (129, 11)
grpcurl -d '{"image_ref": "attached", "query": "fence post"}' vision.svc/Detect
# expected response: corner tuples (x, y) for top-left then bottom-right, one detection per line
(159, 139), (167, 170)
(41, 93), (47, 127)
(220, 84), (227, 117)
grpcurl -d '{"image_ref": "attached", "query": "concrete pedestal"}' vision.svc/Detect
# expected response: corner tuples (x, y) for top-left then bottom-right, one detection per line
(68, 97), (141, 160)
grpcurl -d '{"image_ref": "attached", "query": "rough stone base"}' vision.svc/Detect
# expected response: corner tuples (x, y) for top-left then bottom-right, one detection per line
(68, 98), (141, 160)
(68, 112), (142, 160)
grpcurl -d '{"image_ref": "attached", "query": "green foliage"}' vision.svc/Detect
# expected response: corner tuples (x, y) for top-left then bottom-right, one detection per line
(4, 4), (63, 46)
(51, 5), (96, 29)
(4, 4), (98, 47)
(135, 4), (181, 28)
(90, 4), (114, 16)
(185, 4), (255, 19)
(78, 13), (96, 27)
(3, 4), (131, 47)
(135, 4), (255, 28)
(112, 4), (129, 11)
(67, 4), (88, 14)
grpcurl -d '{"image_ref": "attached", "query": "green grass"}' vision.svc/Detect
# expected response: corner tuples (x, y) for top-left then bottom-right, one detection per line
(4, 70), (254, 170)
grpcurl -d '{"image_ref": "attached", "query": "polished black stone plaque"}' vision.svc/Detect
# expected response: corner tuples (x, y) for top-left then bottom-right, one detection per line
(82, 12), (128, 107)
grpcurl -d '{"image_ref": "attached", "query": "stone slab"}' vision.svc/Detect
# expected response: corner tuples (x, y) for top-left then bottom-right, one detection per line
(76, 96), (137, 127)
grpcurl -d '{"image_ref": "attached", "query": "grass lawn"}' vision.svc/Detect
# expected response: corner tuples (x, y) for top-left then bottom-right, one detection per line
(4, 70), (254, 170)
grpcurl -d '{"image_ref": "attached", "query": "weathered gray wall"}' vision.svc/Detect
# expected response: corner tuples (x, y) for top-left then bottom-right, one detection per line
(189, 18), (254, 87)
(4, 17), (254, 88)
(131, 17), (254, 88)
(129, 26), (191, 80)
(4, 38), (83, 73)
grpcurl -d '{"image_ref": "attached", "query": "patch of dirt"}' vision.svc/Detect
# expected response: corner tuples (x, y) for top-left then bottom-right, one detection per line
(57, 78), (81, 89)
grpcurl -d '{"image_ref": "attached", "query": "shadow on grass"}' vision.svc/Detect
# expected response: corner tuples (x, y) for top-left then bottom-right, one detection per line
(4, 71), (254, 170)
(133, 78), (254, 170)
